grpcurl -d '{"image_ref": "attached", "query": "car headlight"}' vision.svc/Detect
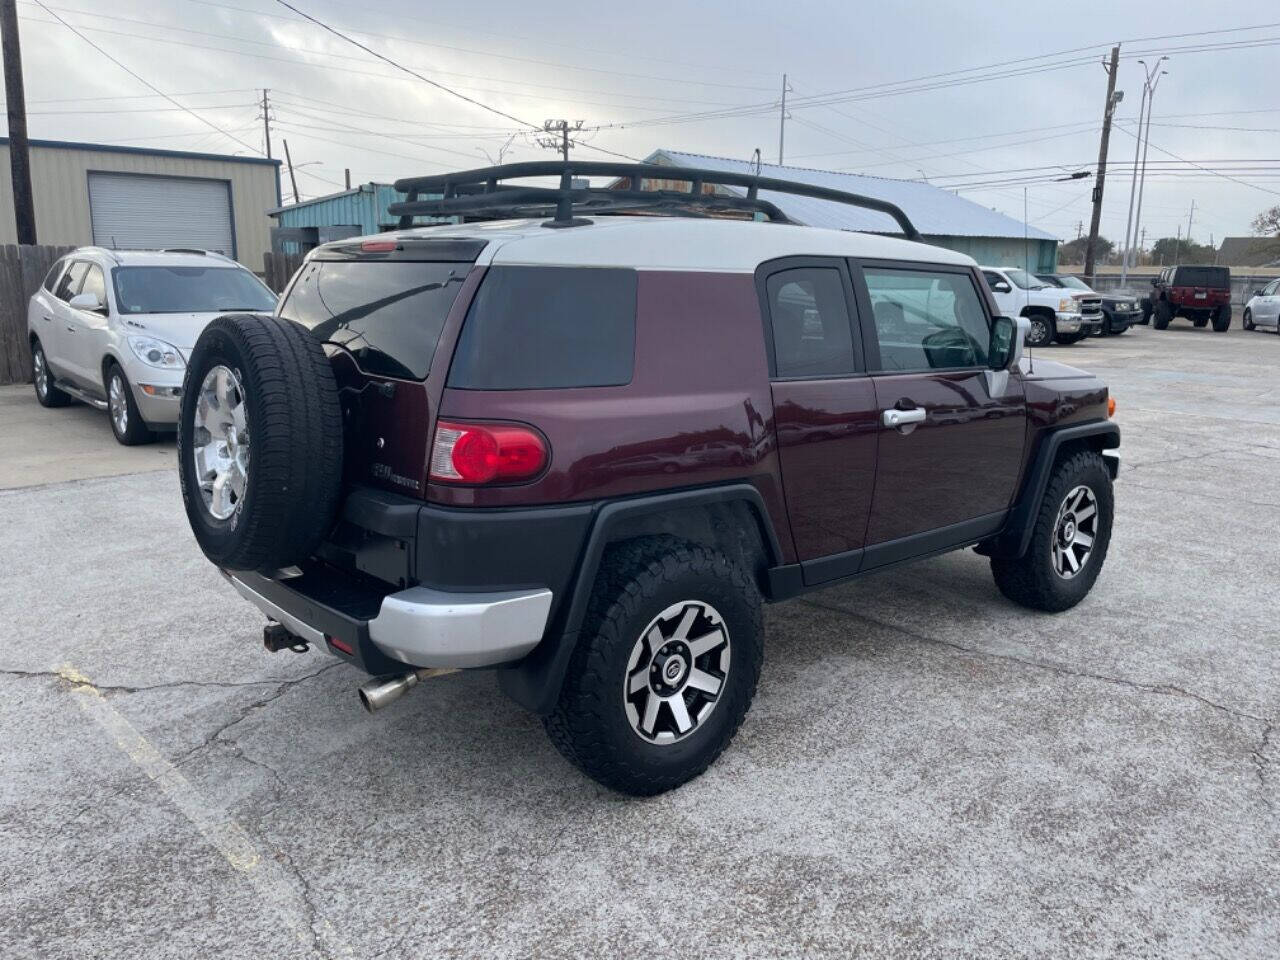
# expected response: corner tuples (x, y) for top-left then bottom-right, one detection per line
(128, 335), (185, 370)
(1059, 298), (1075, 312)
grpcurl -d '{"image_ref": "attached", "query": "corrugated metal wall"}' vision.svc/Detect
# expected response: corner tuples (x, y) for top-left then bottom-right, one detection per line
(273, 183), (447, 234)
(0, 143), (279, 269)
(927, 236), (1058, 273)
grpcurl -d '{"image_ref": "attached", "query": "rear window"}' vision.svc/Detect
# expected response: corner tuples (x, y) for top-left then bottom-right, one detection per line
(447, 266), (636, 390)
(280, 260), (469, 380)
(1172, 266), (1229, 288)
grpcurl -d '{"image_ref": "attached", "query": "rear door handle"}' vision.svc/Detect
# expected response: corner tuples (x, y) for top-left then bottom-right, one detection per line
(66, 324), (76, 332)
(882, 408), (926, 429)
(42, 315), (53, 322)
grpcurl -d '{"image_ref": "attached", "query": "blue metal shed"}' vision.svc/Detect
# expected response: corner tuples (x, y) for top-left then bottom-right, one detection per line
(269, 183), (448, 252)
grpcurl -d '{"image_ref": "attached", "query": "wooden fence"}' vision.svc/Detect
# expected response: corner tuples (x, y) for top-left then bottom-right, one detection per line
(0, 244), (75, 385)
(263, 251), (305, 294)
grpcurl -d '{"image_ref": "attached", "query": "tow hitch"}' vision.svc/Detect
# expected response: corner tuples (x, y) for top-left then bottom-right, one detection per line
(263, 622), (309, 654)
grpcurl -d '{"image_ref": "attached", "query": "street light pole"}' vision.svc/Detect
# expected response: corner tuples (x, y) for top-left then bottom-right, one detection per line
(1130, 60), (1167, 279)
(1118, 79), (1148, 283)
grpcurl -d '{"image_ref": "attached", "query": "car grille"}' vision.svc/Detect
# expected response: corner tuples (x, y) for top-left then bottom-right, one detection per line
(1078, 297), (1103, 316)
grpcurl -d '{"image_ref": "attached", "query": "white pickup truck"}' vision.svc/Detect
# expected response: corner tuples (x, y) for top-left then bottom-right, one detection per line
(980, 266), (1101, 347)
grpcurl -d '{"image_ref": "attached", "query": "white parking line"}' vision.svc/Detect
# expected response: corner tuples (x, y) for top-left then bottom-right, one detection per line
(58, 664), (354, 960)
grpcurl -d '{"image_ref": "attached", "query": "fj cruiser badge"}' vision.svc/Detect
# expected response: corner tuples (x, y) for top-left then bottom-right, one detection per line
(371, 462), (421, 491)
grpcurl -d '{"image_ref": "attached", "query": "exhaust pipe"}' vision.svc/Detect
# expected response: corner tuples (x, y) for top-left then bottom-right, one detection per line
(359, 667), (458, 713)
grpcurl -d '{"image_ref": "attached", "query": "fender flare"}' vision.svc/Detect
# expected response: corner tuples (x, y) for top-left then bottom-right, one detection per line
(988, 420), (1120, 559)
(497, 483), (783, 714)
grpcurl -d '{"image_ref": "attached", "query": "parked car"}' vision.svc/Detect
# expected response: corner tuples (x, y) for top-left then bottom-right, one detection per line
(28, 248), (278, 444)
(177, 162), (1119, 796)
(980, 266), (1098, 346)
(1036, 273), (1138, 336)
(1242, 279), (1280, 334)
(1140, 264), (1233, 331)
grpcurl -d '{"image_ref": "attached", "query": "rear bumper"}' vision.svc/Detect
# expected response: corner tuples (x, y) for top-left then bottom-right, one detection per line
(224, 568), (553, 671)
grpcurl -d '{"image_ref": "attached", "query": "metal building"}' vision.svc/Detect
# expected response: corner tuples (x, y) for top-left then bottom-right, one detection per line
(269, 182), (448, 253)
(646, 150), (1059, 272)
(0, 138), (280, 269)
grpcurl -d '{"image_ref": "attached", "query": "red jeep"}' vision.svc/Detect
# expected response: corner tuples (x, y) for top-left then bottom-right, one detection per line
(178, 162), (1119, 795)
(1142, 264), (1233, 331)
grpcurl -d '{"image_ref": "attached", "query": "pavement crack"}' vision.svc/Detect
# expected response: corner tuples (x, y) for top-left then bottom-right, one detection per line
(0, 665), (341, 697)
(800, 597), (1273, 730)
(1251, 722), (1274, 810)
(172, 661), (344, 768)
(1123, 448), (1234, 471)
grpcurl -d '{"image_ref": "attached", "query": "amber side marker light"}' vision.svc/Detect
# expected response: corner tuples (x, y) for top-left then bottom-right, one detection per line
(1108, 396), (1117, 418)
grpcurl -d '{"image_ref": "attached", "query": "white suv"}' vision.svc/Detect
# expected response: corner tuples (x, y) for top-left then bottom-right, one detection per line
(980, 266), (1087, 348)
(28, 248), (277, 444)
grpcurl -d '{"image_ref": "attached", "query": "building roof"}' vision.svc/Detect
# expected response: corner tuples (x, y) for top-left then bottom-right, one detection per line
(268, 182), (387, 215)
(648, 149), (1057, 243)
(1217, 235), (1280, 267)
(324, 215), (975, 273)
(0, 136), (280, 167)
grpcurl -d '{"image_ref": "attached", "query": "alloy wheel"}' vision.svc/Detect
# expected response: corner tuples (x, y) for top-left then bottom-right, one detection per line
(1028, 317), (1050, 346)
(192, 364), (249, 521)
(33, 347), (47, 399)
(623, 600), (730, 744)
(1051, 484), (1098, 580)
(109, 372), (128, 436)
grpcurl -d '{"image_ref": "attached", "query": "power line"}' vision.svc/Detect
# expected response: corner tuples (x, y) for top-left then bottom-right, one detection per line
(28, 0), (262, 155)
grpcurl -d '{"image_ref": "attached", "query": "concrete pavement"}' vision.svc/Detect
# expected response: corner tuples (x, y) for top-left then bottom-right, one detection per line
(1, 322), (1277, 959)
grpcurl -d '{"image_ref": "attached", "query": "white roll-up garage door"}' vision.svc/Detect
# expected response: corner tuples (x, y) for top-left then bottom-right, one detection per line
(88, 173), (234, 256)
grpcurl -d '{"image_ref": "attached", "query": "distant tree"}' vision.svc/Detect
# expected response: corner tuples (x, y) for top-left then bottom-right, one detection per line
(1251, 205), (1280, 236)
(1060, 235), (1113, 264)
(1150, 237), (1216, 265)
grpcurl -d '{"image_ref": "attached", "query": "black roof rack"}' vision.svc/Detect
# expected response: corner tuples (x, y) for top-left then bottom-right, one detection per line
(389, 161), (922, 240)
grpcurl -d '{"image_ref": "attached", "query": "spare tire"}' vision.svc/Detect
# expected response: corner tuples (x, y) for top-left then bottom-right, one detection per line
(178, 314), (343, 573)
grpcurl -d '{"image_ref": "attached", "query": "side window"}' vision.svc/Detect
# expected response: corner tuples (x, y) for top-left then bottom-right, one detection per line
(80, 264), (108, 309)
(863, 267), (991, 372)
(41, 259), (66, 293)
(54, 261), (89, 302)
(448, 266), (636, 390)
(1265, 280), (1280, 296)
(765, 267), (857, 379)
(981, 270), (1005, 290)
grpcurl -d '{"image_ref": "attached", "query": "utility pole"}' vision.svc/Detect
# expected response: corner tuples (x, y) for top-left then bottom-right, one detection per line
(1076, 220), (1083, 241)
(1119, 79), (1148, 282)
(1185, 199), (1195, 249)
(2, 0), (37, 244)
(778, 73), (789, 166)
(537, 120), (583, 161)
(282, 138), (299, 205)
(1173, 223), (1182, 264)
(1084, 46), (1120, 284)
(1139, 226), (1146, 266)
(260, 88), (272, 159)
(344, 168), (351, 190)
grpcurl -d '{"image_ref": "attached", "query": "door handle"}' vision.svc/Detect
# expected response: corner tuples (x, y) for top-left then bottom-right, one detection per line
(42, 315), (53, 322)
(66, 324), (76, 332)
(882, 408), (926, 429)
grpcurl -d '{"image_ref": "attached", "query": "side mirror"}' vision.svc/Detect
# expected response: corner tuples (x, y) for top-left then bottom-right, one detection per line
(1150, 277), (1159, 287)
(992, 281), (1012, 294)
(69, 292), (106, 314)
(1252, 289), (1264, 299)
(990, 316), (1030, 371)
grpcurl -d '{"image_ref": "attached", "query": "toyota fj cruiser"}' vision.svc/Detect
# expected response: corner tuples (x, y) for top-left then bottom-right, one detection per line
(179, 162), (1119, 796)
(1141, 264), (1233, 330)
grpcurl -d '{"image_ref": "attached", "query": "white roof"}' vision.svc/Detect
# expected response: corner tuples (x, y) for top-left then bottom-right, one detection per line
(373, 216), (975, 273)
(650, 149), (1058, 243)
(73, 247), (240, 269)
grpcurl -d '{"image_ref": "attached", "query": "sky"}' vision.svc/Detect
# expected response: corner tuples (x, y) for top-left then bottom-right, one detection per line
(8, 0), (1280, 248)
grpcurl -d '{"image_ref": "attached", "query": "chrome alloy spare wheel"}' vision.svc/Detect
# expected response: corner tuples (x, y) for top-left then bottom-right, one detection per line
(1052, 484), (1098, 579)
(192, 364), (249, 521)
(624, 600), (730, 744)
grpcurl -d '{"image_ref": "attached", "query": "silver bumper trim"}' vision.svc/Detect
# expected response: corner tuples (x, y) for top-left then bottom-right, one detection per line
(224, 572), (327, 646)
(223, 571), (552, 669)
(370, 586), (553, 668)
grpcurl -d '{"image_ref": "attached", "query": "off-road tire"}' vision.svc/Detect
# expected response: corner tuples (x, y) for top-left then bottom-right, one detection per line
(1153, 299), (1172, 330)
(544, 537), (764, 796)
(1211, 304), (1232, 332)
(1024, 312), (1055, 348)
(178, 314), (342, 573)
(106, 362), (154, 446)
(990, 450), (1113, 613)
(30, 338), (71, 407)
(1138, 299), (1152, 325)
(1243, 308), (1255, 331)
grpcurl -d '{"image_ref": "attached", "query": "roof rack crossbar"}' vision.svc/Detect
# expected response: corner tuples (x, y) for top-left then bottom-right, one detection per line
(391, 161), (921, 238)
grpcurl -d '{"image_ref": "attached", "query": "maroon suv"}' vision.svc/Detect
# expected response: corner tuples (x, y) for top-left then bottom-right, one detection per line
(178, 163), (1119, 795)
(1142, 264), (1233, 331)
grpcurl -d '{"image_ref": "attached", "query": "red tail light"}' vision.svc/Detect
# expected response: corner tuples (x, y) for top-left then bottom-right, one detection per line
(429, 420), (548, 484)
(360, 240), (398, 252)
